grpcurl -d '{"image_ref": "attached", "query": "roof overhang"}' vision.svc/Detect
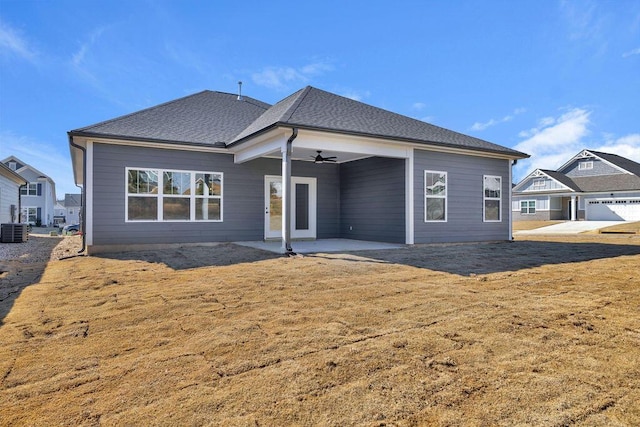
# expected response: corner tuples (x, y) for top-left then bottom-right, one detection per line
(230, 124), (528, 165)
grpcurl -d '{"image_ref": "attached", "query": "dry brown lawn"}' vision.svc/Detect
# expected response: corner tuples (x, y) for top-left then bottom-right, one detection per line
(1, 234), (640, 426)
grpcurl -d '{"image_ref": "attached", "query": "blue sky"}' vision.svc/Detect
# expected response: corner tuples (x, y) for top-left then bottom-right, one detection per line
(1, 0), (639, 197)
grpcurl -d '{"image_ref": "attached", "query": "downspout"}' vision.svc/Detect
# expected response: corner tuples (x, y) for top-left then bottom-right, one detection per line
(68, 136), (87, 253)
(282, 128), (298, 255)
(18, 184), (25, 223)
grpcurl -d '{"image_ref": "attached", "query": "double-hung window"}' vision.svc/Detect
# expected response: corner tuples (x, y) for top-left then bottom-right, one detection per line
(126, 168), (223, 222)
(520, 200), (535, 214)
(483, 175), (502, 222)
(20, 183), (37, 196)
(424, 171), (447, 221)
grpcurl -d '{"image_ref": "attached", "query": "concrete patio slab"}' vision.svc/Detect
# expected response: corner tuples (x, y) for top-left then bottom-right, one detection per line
(514, 221), (626, 235)
(235, 238), (404, 254)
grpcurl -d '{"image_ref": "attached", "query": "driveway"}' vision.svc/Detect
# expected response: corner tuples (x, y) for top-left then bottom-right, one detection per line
(514, 221), (626, 235)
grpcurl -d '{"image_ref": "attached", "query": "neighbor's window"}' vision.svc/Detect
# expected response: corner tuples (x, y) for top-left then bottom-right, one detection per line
(424, 170), (447, 221)
(533, 178), (545, 189)
(483, 175), (502, 222)
(20, 183), (37, 196)
(21, 207), (37, 223)
(520, 200), (535, 214)
(126, 168), (222, 222)
(578, 161), (593, 170)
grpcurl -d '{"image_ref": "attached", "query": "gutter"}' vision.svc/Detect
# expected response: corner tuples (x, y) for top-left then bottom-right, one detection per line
(68, 135), (87, 254)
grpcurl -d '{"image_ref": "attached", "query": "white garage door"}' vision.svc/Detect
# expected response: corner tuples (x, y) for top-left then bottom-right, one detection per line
(586, 199), (640, 221)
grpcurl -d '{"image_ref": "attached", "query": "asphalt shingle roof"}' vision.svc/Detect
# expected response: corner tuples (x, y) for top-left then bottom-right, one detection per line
(232, 87), (527, 157)
(539, 169), (581, 191)
(588, 150), (640, 176)
(70, 91), (270, 146)
(70, 86), (528, 158)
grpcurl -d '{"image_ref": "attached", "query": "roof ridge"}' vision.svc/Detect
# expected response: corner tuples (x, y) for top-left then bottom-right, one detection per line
(280, 86), (313, 123)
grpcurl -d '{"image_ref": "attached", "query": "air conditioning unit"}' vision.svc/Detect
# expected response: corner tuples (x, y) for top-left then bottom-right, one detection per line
(1, 223), (28, 243)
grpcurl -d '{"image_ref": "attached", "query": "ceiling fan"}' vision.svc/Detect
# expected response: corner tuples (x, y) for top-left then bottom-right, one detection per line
(312, 150), (337, 164)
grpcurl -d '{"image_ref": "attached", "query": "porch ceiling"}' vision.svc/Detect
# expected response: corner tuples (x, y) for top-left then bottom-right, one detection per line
(262, 146), (371, 164)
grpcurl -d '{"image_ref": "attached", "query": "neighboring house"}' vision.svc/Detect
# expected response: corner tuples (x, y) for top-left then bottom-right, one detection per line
(1, 156), (57, 226)
(512, 149), (640, 221)
(68, 86), (528, 254)
(54, 200), (66, 227)
(0, 162), (27, 224)
(64, 193), (82, 225)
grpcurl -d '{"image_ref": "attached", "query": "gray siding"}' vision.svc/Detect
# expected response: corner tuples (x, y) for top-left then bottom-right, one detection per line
(414, 150), (511, 243)
(339, 157), (405, 243)
(518, 176), (565, 192)
(91, 143), (340, 246)
(564, 158), (622, 178)
(0, 177), (21, 223)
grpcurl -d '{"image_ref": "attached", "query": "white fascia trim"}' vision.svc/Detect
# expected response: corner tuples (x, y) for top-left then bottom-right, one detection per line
(558, 149), (633, 175)
(514, 169), (574, 192)
(405, 149), (415, 244)
(85, 141), (94, 246)
(234, 133), (287, 164)
(75, 136), (231, 154)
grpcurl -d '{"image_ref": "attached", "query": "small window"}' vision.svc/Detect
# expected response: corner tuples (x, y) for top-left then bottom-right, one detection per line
(578, 161), (593, 170)
(424, 171), (447, 222)
(532, 179), (545, 189)
(520, 200), (535, 214)
(9, 161), (16, 170)
(483, 175), (502, 222)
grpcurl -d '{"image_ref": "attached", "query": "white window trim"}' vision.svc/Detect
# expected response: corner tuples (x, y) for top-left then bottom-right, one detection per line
(532, 178), (545, 189)
(520, 200), (536, 215)
(483, 175), (502, 222)
(20, 182), (37, 196)
(424, 170), (447, 222)
(125, 167), (223, 223)
(578, 161), (593, 170)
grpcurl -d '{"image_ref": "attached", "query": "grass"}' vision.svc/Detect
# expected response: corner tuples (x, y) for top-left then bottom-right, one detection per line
(1, 236), (640, 425)
(599, 221), (640, 234)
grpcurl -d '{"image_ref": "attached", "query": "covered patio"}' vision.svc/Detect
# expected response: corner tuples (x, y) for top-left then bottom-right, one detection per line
(235, 238), (404, 254)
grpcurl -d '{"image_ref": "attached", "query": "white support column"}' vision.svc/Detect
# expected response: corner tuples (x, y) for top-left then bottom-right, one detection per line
(281, 129), (297, 254)
(571, 194), (577, 221)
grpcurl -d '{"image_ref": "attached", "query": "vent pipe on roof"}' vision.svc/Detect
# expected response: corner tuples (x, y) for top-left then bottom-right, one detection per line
(237, 81), (243, 101)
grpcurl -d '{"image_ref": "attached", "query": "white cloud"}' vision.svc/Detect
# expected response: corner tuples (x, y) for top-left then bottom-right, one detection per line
(412, 102), (426, 110)
(512, 108), (640, 182)
(0, 131), (77, 198)
(513, 108), (591, 180)
(340, 89), (370, 102)
(471, 107), (526, 131)
(622, 47), (640, 58)
(251, 60), (334, 90)
(0, 19), (37, 61)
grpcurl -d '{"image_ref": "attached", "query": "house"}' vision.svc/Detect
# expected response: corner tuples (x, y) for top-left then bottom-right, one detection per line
(54, 200), (66, 227)
(0, 162), (27, 224)
(68, 86), (528, 254)
(63, 193), (82, 225)
(1, 156), (56, 226)
(512, 149), (640, 221)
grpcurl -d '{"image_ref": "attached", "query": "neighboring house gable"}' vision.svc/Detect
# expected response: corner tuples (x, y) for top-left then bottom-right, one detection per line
(513, 149), (640, 221)
(69, 86), (529, 254)
(1, 156), (57, 226)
